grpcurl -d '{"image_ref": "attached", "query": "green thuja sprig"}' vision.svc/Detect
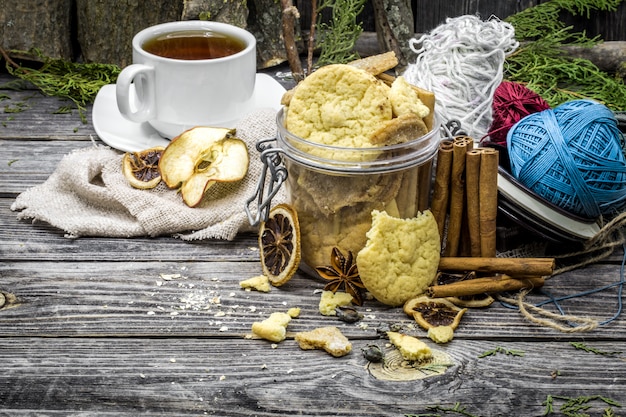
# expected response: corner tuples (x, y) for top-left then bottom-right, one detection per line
(315, 0), (366, 66)
(3, 101), (28, 113)
(478, 346), (525, 358)
(504, 0), (626, 110)
(1, 48), (120, 122)
(543, 394), (621, 416)
(570, 342), (623, 356)
(506, 0), (622, 42)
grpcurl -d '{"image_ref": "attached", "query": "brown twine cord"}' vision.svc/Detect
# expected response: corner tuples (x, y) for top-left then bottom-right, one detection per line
(552, 214), (626, 276)
(497, 290), (598, 333)
(499, 213), (626, 333)
(586, 212), (626, 248)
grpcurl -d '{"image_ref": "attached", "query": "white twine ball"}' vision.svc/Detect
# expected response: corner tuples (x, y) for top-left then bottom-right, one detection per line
(404, 15), (519, 140)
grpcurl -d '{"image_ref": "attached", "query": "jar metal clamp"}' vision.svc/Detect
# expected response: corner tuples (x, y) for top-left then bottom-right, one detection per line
(245, 137), (287, 226)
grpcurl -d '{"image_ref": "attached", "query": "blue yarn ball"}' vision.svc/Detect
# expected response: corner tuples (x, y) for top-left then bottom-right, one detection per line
(507, 99), (626, 219)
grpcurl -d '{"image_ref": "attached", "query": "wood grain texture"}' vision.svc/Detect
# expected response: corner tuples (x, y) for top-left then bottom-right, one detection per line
(0, 140), (96, 196)
(0, 0), (74, 60)
(75, 0), (184, 67)
(1, 258), (624, 339)
(561, 0), (626, 42)
(408, 0), (626, 41)
(411, 0), (534, 33)
(1, 70), (625, 416)
(248, 0), (297, 69)
(0, 89), (96, 141)
(0, 338), (623, 416)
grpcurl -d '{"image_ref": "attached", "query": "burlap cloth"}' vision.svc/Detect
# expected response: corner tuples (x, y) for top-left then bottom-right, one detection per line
(11, 108), (286, 240)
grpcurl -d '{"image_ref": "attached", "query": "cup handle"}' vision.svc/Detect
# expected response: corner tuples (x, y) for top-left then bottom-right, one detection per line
(115, 64), (155, 123)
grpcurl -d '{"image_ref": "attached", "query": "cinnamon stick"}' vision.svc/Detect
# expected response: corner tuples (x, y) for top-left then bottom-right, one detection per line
(430, 140), (454, 242)
(456, 136), (474, 151)
(427, 275), (545, 298)
(439, 257), (555, 277)
(479, 148), (499, 257)
(443, 137), (470, 256)
(465, 149), (482, 256)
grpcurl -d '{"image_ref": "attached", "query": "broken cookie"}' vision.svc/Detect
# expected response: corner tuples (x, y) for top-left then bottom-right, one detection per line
(295, 326), (352, 357)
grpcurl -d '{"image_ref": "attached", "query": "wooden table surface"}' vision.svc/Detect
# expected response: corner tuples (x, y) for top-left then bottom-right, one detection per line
(1, 71), (625, 416)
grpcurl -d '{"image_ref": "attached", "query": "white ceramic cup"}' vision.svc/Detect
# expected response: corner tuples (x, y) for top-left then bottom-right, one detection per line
(116, 21), (256, 139)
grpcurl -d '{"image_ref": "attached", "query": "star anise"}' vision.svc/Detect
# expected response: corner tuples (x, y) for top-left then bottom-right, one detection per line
(315, 247), (366, 306)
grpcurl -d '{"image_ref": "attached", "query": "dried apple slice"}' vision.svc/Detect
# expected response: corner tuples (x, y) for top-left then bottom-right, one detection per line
(159, 126), (236, 189)
(159, 126), (249, 207)
(179, 138), (249, 207)
(180, 176), (216, 208)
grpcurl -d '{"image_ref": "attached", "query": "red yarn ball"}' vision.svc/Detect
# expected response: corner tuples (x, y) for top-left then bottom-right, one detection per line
(484, 81), (550, 146)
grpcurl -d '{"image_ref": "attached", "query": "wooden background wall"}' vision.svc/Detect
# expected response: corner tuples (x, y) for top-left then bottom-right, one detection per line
(0, 0), (624, 69)
(300, 0), (626, 41)
(411, 0), (625, 41)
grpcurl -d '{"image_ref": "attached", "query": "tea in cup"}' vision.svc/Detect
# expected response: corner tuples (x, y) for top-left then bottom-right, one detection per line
(116, 20), (257, 139)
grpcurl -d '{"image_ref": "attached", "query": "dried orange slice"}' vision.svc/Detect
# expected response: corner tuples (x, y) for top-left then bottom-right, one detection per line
(403, 295), (467, 331)
(259, 204), (301, 286)
(122, 146), (165, 189)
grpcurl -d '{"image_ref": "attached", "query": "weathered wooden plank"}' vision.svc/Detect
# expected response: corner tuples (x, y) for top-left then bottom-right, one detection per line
(562, 1), (626, 42)
(0, 140), (99, 196)
(2, 198), (261, 263)
(411, 0), (536, 33)
(0, 337), (623, 416)
(409, 0), (626, 41)
(0, 225), (259, 263)
(0, 90), (96, 141)
(1, 260), (624, 338)
(4, 194), (626, 265)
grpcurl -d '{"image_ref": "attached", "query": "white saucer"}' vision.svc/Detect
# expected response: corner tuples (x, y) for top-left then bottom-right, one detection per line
(92, 73), (286, 153)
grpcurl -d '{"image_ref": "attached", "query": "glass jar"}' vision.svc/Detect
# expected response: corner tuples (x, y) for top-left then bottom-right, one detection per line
(247, 108), (441, 275)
